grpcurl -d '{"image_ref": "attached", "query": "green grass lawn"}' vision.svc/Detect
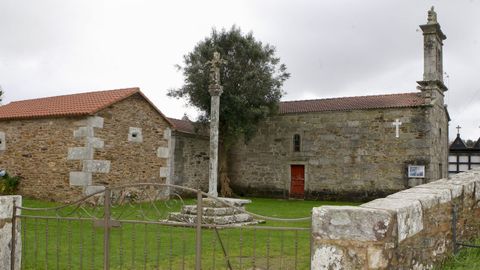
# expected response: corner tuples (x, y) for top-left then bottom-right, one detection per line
(438, 241), (480, 270)
(19, 197), (358, 270)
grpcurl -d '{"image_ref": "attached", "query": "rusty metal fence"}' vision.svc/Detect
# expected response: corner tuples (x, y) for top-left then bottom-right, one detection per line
(11, 183), (311, 269)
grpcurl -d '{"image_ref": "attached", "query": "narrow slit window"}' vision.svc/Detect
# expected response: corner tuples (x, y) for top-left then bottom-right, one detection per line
(293, 134), (301, 152)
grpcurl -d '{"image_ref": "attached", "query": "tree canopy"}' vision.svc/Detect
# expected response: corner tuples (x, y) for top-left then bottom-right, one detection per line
(168, 26), (290, 146)
(0, 85), (3, 103)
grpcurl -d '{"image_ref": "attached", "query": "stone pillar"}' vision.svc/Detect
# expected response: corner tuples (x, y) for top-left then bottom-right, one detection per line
(208, 85), (222, 197)
(206, 51), (226, 197)
(0, 195), (22, 270)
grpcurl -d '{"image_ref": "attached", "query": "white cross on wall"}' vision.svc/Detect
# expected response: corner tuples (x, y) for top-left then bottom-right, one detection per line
(393, 119), (402, 138)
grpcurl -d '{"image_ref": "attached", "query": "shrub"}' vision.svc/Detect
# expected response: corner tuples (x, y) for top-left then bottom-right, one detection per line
(0, 172), (21, 194)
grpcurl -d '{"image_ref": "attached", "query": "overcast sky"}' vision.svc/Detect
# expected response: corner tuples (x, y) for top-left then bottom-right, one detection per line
(1, 0), (479, 140)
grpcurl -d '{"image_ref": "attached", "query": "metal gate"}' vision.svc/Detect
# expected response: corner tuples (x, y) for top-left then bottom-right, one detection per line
(12, 183), (312, 269)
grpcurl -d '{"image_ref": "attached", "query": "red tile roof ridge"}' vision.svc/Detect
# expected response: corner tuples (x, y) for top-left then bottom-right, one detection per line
(279, 92), (421, 104)
(0, 87), (174, 127)
(7, 87), (139, 104)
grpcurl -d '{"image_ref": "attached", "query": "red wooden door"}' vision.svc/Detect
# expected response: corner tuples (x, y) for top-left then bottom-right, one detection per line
(290, 165), (305, 198)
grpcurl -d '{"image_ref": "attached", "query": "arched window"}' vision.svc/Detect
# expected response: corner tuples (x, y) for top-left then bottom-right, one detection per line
(293, 134), (301, 152)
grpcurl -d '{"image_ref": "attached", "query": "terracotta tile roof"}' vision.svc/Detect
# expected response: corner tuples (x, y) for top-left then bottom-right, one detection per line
(279, 92), (425, 114)
(168, 117), (196, 134)
(168, 92), (425, 135)
(0, 87), (139, 120)
(0, 88), (173, 126)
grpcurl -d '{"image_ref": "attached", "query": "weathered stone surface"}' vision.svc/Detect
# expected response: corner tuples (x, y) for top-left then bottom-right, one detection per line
(74, 126), (94, 138)
(388, 191), (439, 209)
(0, 196), (22, 270)
(87, 116), (104, 128)
(128, 127), (143, 143)
(367, 246), (389, 269)
(157, 147), (169, 158)
(181, 205), (245, 216)
(83, 160), (111, 173)
(475, 181), (480, 201)
(159, 166), (169, 178)
(163, 128), (171, 140)
(418, 182), (463, 198)
(362, 198), (423, 242)
(408, 187), (451, 203)
(312, 206), (394, 241)
(85, 185), (105, 196)
(67, 147), (93, 160)
(0, 131), (5, 151)
(86, 137), (104, 149)
(447, 178), (475, 197)
(171, 131), (209, 191)
(311, 244), (345, 270)
(202, 197), (252, 207)
(69, 171), (92, 186)
(168, 212), (253, 225)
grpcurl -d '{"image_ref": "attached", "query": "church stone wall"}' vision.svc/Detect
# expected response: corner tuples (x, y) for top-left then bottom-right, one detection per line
(229, 105), (446, 200)
(171, 132), (210, 192)
(0, 93), (170, 202)
(425, 96), (449, 180)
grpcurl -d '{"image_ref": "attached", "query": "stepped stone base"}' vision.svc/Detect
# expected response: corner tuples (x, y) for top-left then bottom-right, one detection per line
(166, 197), (262, 226)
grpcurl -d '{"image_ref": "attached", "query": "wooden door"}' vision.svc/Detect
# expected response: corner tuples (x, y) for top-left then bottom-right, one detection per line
(290, 165), (305, 198)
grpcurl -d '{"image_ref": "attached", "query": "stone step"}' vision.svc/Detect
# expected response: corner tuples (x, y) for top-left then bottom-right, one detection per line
(168, 212), (254, 225)
(202, 197), (252, 208)
(181, 205), (245, 216)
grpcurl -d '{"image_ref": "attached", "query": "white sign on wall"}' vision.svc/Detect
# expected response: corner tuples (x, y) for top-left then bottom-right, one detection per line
(408, 165), (425, 178)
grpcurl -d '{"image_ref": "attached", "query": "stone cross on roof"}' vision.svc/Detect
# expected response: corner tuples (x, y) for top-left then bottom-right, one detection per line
(456, 125), (461, 135)
(427, 6), (437, 24)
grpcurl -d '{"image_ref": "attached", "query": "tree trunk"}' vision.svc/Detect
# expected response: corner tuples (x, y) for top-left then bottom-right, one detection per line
(219, 144), (233, 197)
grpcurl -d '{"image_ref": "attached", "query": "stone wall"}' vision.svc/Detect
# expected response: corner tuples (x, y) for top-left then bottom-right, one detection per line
(0, 195), (21, 270)
(229, 105), (449, 200)
(311, 169), (480, 269)
(171, 131), (210, 192)
(0, 93), (171, 202)
(93, 94), (170, 188)
(0, 117), (84, 200)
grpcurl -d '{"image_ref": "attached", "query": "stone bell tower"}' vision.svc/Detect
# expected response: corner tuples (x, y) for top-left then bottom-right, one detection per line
(417, 6), (447, 104)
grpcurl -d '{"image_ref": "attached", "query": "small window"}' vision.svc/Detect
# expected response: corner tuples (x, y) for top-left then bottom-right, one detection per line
(293, 134), (301, 152)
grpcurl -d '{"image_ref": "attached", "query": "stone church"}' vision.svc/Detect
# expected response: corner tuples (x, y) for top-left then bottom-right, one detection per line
(0, 9), (450, 201)
(169, 8), (450, 200)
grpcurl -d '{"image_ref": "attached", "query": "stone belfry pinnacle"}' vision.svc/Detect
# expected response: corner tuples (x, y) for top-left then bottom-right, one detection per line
(417, 6), (448, 99)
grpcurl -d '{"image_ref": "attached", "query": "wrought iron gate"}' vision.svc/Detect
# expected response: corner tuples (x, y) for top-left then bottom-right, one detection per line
(12, 183), (311, 269)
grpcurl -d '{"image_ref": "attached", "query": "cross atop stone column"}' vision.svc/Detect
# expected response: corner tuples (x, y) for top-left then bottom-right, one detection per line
(206, 52), (227, 197)
(392, 119), (402, 138)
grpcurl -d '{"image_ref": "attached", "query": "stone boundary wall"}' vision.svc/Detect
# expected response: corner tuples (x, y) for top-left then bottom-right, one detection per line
(311, 169), (480, 270)
(0, 195), (21, 270)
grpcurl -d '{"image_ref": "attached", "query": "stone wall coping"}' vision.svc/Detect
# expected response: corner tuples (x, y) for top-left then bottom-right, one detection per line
(417, 182), (464, 198)
(0, 195), (22, 219)
(312, 205), (395, 242)
(361, 198), (423, 242)
(402, 187), (451, 204)
(387, 191), (439, 209)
